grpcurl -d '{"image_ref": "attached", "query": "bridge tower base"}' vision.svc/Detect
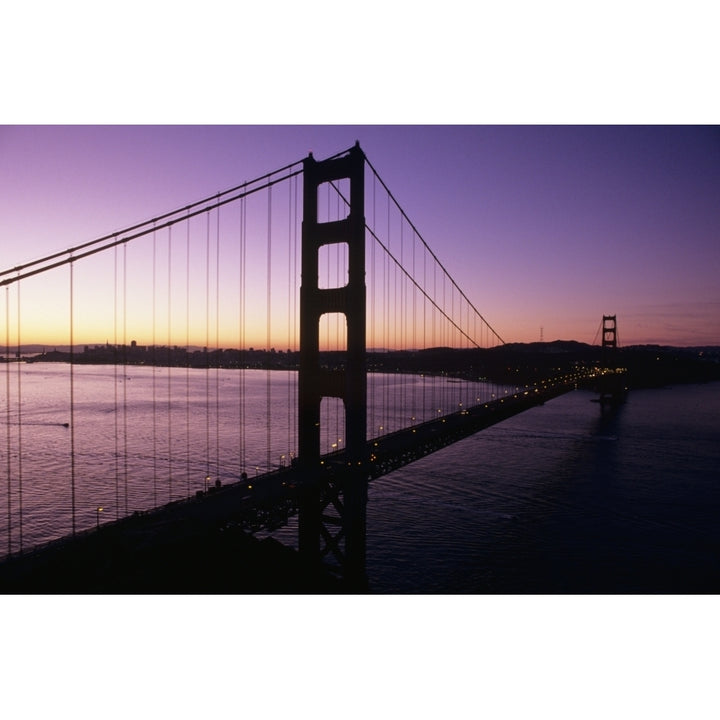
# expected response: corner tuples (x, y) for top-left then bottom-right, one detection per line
(297, 144), (368, 588)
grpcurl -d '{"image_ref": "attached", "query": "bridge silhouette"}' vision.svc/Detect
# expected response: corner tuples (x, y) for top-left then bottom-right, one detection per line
(0, 143), (623, 590)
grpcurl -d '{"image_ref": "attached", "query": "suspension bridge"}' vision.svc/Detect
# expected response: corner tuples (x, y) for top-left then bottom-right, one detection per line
(0, 143), (623, 590)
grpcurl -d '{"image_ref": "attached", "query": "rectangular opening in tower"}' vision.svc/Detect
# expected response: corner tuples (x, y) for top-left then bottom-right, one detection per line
(317, 179), (351, 223)
(320, 396), (346, 457)
(319, 312), (347, 354)
(318, 242), (349, 289)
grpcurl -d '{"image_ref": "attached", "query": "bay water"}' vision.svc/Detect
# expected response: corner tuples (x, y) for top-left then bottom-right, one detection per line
(365, 381), (720, 593)
(2, 363), (718, 593)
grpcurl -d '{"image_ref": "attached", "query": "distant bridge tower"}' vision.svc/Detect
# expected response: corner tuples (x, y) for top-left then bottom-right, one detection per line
(598, 314), (626, 406)
(602, 314), (617, 350)
(297, 143), (368, 586)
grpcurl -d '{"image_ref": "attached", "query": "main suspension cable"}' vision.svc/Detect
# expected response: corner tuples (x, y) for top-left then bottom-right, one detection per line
(363, 153), (505, 346)
(0, 168), (304, 289)
(0, 159), (307, 285)
(324, 169), (504, 351)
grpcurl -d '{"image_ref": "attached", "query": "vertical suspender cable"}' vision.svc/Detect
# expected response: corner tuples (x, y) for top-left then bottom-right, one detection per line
(450, 284), (455, 409)
(399, 217), (404, 420)
(215, 199), (221, 483)
(237, 199), (245, 476)
(335, 189), (341, 452)
(292, 174), (298, 458)
(384, 194), (390, 432)
(422, 242), (427, 420)
(442, 272), (447, 413)
(339, 185), (344, 452)
(239, 195), (246, 476)
(393, 205), (399, 426)
(16, 279), (22, 550)
(466, 300), (471, 408)
(324, 184), (330, 454)
(205, 211), (211, 484)
(412, 229), (417, 424)
(294, 173), (299, 454)
(114, 245), (119, 519)
(370, 173), (376, 437)
(123, 244), (128, 514)
(185, 210), (191, 496)
(433, 258), (438, 418)
(167, 225), (173, 501)
(5, 287), (11, 555)
(152, 226), (157, 506)
(69, 260), (76, 536)
(266, 184), (272, 471)
(287, 175), (293, 462)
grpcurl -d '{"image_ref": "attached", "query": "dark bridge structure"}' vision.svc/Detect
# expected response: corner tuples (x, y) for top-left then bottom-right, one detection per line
(0, 143), (625, 590)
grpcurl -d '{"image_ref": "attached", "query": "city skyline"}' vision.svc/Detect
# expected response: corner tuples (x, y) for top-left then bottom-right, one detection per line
(1, 125), (718, 348)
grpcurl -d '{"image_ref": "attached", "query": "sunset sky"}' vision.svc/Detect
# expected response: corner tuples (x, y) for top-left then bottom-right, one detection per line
(1, 125), (717, 348)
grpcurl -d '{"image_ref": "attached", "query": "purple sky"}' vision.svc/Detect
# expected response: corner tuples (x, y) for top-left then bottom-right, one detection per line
(1, 125), (718, 347)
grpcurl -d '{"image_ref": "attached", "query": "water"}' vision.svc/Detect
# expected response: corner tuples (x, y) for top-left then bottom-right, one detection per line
(1, 363), (299, 549)
(0, 362), (502, 555)
(2, 364), (719, 593)
(365, 382), (720, 593)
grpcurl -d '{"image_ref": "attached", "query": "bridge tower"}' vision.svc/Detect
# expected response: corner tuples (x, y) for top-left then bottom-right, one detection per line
(297, 143), (368, 586)
(602, 314), (617, 350)
(598, 314), (626, 406)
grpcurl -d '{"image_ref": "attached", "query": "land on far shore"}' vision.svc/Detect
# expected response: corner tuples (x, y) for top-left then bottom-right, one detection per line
(3, 340), (719, 389)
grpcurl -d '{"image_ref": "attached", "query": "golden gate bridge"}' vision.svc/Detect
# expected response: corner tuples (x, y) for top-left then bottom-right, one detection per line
(0, 143), (622, 588)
